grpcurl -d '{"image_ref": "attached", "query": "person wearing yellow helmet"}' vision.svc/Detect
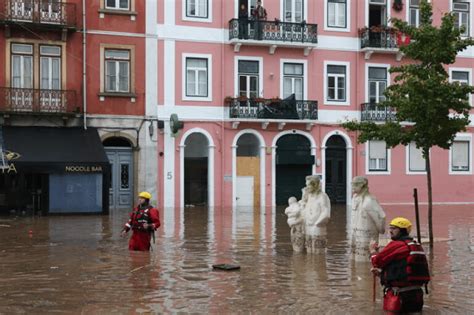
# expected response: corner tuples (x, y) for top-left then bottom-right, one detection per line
(369, 217), (429, 313)
(121, 191), (161, 251)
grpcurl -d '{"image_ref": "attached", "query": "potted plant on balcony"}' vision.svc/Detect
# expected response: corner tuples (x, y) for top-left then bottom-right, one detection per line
(393, 0), (403, 12)
(224, 96), (234, 104)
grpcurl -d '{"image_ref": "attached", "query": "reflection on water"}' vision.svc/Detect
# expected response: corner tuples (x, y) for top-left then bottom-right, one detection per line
(0, 205), (473, 314)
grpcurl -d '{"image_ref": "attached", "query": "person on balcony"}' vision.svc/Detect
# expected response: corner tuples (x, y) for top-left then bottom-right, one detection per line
(121, 191), (160, 251)
(238, 4), (249, 39)
(251, 1), (267, 40)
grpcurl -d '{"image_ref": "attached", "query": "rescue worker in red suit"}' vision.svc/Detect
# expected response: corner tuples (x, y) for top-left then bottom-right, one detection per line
(121, 191), (160, 251)
(370, 217), (429, 313)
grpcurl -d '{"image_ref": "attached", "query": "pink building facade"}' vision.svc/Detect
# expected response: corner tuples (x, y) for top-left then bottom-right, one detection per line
(153, 0), (474, 214)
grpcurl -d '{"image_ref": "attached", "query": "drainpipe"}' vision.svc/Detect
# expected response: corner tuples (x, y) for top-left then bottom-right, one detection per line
(82, 0), (87, 129)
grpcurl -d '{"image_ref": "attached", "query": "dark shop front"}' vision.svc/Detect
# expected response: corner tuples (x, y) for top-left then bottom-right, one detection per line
(0, 126), (110, 215)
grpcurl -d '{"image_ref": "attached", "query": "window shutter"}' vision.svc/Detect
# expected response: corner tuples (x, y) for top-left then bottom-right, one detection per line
(409, 142), (425, 171)
(452, 141), (469, 170)
(369, 141), (386, 159)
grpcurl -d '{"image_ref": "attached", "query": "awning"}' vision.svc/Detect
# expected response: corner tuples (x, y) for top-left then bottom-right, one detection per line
(0, 126), (110, 173)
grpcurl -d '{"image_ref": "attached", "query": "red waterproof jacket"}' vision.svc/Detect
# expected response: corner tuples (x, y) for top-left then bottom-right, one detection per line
(124, 205), (160, 232)
(371, 237), (411, 287)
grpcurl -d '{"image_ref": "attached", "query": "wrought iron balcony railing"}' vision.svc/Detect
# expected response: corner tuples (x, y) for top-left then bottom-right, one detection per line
(0, 0), (77, 29)
(361, 103), (396, 122)
(360, 26), (398, 49)
(0, 87), (80, 115)
(229, 18), (317, 44)
(228, 97), (317, 120)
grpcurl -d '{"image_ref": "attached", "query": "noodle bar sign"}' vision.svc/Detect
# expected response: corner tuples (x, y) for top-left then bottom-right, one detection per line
(65, 165), (103, 172)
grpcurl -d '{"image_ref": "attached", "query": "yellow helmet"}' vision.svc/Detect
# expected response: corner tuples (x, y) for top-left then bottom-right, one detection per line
(390, 217), (412, 233)
(138, 191), (152, 200)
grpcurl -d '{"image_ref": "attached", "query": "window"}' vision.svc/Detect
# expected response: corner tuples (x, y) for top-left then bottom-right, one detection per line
(238, 60), (259, 98)
(186, 0), (208, 18)
(105, 49), (130, 93)
(106, 0), (129, 10)
(327, 65), (346, 102)
(451, 140), (470, 172)
(185, 58), (208, 97)
(283, 63), (304, 100)
(369, 67), (387, 103)
(284, 0), (304, 23)
(328, 0), (347, 28)
(40, 46), (61, 90)
(11, 44), (33, 89)
(368, 140), (387, 171)
(408, 142), (426, 172)
(409, 0), (420, 27)
(452, 71), (469, 85)
(453, 1), (470, 37)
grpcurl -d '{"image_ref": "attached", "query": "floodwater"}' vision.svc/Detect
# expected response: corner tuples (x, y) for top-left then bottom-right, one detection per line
(0, 204), (473, 314)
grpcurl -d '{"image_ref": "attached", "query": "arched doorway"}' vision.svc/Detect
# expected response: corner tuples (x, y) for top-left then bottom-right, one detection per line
(325, 135), (347, 203)
(104, 137), (133, 211)
(235, 133), (261, 208)
(184, 133), (209, 206)
(275, 134), (313, 205)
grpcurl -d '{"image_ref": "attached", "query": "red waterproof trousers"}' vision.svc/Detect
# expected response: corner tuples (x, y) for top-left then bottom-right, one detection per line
(128, 230), (152, 251)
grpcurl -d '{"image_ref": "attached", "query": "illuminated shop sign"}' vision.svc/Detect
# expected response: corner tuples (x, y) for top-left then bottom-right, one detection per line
(1, 150), (20, 174)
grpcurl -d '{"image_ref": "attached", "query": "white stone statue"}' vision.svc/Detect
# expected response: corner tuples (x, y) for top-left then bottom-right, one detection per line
(301, 175), (331, 254)
(350, 176), (386, 261)
(284, 197), (305, 252)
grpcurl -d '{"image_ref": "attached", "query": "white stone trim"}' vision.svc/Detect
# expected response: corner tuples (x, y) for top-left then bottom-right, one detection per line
(231, 129), (266, 211)
(234, 56), (264, 97)
(179, 128), (216, 209)
(279, 58), (308, 100)
(182, 0), (213, 23)
(365, 140), (391, 175)
(182, 53), (213, 102)
(321, 130), (353, 205)
(324, 0), (351, 32)
(449, 133), (473, 175)
(271, 130), (317, 208)
(449, 66), (473, 107)
(324, 60), (351, 106)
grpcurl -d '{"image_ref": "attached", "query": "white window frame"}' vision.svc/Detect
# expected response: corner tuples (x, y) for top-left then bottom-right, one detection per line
(104, 49), (130, 93)
(182, 53), (212, 101)
(365, 63), (390, 103)
(11, 43), (34, 89)
(183, 0), (212, 23)
(324, 60), (350, 106)
(451, 0), (472, 37)
(406, 142), (429, 175)
(280, 0), (308, 23)
(280, 59), (307, 100)
(105, 0), (130, 10)
(449, 67), (473, 107)
(324, 0), (351, 32)
(406, 0), (420, 27)
(40, 45), (61, 90)
(449, 133), (472, 175)
(365, 0), (391, 27)
(234, 56), (263, 98)
(366, 140), (391, 175)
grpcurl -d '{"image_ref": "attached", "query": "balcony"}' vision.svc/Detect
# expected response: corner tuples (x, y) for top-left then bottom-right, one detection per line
(360, 103), (396, 122)
(227, 97), (317, 130)
(0, 0), (77, 38)
(359, 26), (403, 61)
(0, 87), (80, 118)
(229, 19), (317, 56)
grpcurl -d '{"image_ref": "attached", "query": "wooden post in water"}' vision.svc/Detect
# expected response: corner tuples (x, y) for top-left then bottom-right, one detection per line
(413, 188), (421, 243)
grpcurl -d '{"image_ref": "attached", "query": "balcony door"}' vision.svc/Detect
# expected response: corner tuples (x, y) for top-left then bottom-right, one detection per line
(40, 0), (62, 24)
(283, 63), (303, 100)
(40, 46), (62, 111)
(11, 44), (33, 111)
(368, 67), (387, 104)
(283, 0), (303, 23)
(238, 60), (259, 99)
(368, 0), (387, 27)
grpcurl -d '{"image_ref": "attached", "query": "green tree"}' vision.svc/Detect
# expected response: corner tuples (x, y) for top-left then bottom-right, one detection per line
(343, 0), (474, 248)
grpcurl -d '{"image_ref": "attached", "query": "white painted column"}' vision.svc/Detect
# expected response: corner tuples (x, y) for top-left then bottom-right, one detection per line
(321, 146), (326, 192)
(163, 0), (176, 237)
(231, 145), (237, 210)
(259, 145), (266, 211)
(144, 0), (158, 204)
(271, 145), (277, 215)
(346, 146), (353, 205)
(208, 145), (215, 209)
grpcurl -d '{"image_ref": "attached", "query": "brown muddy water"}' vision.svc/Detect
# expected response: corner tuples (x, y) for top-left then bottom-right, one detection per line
(0, 205), (473, 314)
